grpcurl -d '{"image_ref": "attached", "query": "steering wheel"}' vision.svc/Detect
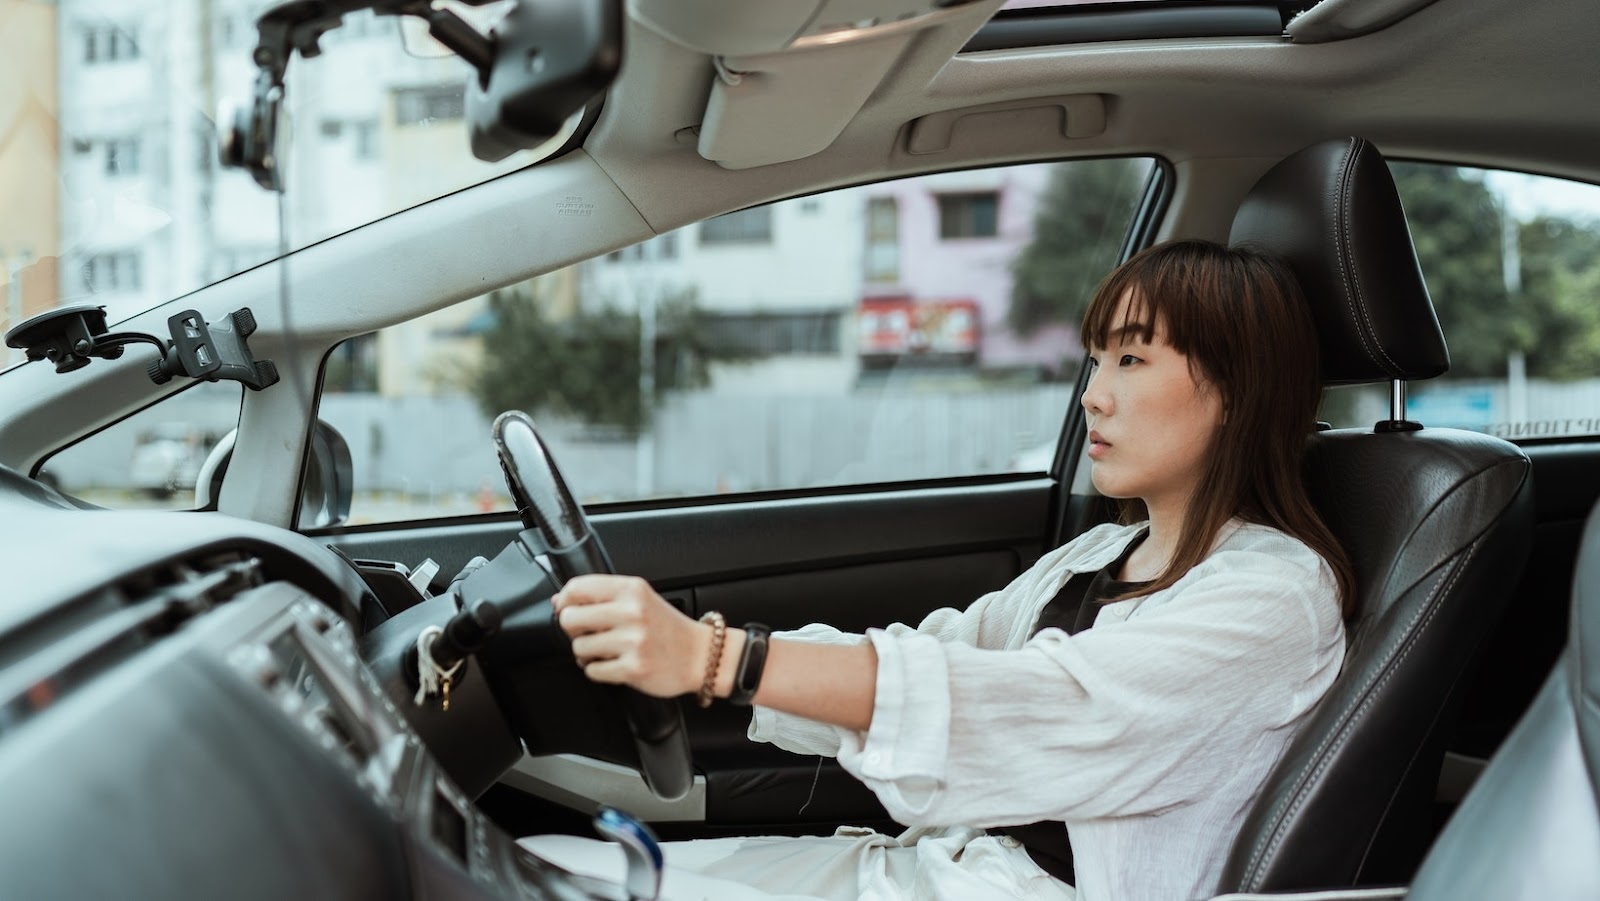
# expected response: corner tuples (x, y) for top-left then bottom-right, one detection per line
(489, 410), (694, 802)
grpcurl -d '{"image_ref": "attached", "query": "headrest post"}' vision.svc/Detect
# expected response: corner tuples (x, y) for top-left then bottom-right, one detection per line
(1375, 378), (1424, 433)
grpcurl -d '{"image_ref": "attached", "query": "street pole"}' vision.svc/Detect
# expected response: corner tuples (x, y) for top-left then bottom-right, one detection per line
(1501, 196), (1527, 425)
(636, 286), (656, 498)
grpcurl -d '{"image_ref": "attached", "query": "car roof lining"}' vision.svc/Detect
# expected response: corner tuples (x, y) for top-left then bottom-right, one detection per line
(591, 0), (1598, 235)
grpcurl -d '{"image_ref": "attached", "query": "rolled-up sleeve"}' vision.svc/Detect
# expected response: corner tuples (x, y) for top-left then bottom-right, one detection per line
(832, 549), (1344, 827)
(746, 578), (1028, 757)
(747, 523), (1131, 760)
(746, 622), (867, 757)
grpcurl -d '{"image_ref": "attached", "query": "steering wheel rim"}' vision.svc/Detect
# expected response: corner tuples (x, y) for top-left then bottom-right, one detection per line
(491, 410), (694, 802)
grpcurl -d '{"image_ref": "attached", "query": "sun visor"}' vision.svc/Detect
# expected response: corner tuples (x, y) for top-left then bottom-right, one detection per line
(696, 33), (914, 170)
(1287, 0), (1442, 43)
(631, 0), (1003, 169)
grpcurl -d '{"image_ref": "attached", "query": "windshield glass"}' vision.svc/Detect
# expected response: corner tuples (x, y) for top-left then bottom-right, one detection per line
(1, 0), (534, 349)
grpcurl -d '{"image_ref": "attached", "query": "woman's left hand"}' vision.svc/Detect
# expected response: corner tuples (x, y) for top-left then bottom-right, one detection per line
(552, 574), (714, 699)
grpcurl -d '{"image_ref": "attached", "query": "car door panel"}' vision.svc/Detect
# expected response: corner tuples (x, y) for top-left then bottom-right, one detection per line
(328, 480), (1047, 595)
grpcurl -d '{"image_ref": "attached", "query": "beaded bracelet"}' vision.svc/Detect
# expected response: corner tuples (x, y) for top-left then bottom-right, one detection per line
(696, 611), (727, 708)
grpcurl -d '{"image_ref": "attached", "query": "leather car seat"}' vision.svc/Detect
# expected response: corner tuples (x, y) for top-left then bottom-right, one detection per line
(1401, 493), (1600, 899)
(1214, 491), (1600, 901)
(1217, 137), (1536, 893)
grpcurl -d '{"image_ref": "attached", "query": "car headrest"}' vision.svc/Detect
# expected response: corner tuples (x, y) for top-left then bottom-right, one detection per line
(1229, 136), (1449, 386)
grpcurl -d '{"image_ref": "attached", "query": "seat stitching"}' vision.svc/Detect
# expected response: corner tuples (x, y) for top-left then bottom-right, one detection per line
(1245, 548), (1468, 887)
(1242, 538), (1476, 888)
(1334, 138), (1400, 375)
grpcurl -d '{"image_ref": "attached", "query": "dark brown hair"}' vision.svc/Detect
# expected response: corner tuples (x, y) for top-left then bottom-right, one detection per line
(1079, 239), (1356, 617)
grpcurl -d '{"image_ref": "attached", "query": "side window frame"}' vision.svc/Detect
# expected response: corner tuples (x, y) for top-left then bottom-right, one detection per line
(313, 155), (1174, 529)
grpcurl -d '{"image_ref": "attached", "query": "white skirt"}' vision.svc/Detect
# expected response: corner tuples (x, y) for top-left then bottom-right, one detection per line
(520, 824), (1078, 901)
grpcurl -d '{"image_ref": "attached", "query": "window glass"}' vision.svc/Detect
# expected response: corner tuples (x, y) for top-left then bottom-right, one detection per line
(700, 208), (774, 245)
(1320, 164), (1600, 441)
(39, 380), (243, 510)
(0, 1), (553, 336)
(318, 157), (1158, 525)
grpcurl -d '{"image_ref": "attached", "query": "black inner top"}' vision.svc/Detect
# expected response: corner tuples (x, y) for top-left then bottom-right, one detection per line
(992, 528), (1151, 885)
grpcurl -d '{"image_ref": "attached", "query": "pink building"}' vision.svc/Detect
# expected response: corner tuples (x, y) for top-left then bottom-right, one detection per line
(860, 163), (1083, 377)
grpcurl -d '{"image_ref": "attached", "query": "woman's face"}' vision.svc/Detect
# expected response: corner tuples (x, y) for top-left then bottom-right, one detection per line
(1080, 291), (1225, 515)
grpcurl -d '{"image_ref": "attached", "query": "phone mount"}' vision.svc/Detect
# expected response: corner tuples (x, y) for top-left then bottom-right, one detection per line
(4, 305), (280, 391)
(220, 0), (622, 190)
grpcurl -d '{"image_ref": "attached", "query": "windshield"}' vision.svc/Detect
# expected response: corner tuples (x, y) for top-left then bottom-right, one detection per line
(1, 0), (535, 352)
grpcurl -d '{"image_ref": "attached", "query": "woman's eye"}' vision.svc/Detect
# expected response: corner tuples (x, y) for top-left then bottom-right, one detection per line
(1119, 354), (1140, 366)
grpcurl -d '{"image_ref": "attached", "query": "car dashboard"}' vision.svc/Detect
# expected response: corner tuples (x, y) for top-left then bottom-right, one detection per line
(0, 466), (621, 901)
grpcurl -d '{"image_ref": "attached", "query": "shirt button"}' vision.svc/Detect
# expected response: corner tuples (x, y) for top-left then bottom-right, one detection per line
(865, 751), (883, 766)
(1000, 836), (1022, 849)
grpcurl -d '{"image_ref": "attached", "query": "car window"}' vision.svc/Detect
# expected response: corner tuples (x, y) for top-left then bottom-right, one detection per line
(317, 157), (1159, 525)
(38, 380), (243, 509)
(1319, 164), (1600, 440)
(0, 1), (544, 335)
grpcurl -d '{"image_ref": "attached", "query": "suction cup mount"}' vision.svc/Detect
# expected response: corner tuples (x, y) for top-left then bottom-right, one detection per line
(4, 305), (279, 391)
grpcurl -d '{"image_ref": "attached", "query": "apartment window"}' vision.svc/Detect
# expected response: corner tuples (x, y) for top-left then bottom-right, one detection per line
(700, 207), (773, 245)
(938, 192), (999, 239)
(395, 85), (465, 125)
(324, 333), (380, 394)
(657, 232), (679, 260)
(84, 26), (140, 63)
(84, 251), (143, 292)
(703, 311), (842, 355)
(353, 121), (380, 160)
(104, 137), (141, 176)
(865, 197), (900, 282)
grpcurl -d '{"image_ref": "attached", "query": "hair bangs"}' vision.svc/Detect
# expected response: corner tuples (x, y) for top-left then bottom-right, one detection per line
(1079, 247), (1206, 356)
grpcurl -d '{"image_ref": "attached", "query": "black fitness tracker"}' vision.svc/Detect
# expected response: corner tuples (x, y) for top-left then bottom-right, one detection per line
(729, 623), (772, 706)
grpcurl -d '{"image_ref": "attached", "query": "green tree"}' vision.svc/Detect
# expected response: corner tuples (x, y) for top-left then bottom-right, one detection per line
(1388, 164), (1512, 378)
(1390, 163), (1600, 380)
(1008, 158), (1151, 337)
(469, 285), (741, 436)
(1511, 214), (1600, 379)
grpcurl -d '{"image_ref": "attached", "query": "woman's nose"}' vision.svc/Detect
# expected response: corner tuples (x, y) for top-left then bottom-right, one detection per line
(1081, 367), (1110, 416)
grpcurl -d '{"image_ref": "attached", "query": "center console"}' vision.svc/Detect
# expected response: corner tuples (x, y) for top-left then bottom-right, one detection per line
(220, 581), (632, 901)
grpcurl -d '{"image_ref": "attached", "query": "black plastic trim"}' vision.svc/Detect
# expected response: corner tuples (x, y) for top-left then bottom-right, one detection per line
(324, 478), (1052, 592)
(1523, 443), (1600, 523)
(964, 3), (1286, 53)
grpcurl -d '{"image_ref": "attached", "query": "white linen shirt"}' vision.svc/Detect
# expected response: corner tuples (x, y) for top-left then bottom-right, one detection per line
(748, 519), (1346, 901)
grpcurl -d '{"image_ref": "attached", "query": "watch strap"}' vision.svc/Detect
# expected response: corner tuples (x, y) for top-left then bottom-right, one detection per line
(729, 623), (771, 706)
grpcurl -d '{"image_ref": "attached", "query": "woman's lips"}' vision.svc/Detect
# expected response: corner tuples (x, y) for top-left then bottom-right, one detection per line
(1088, 429), (1111, 460)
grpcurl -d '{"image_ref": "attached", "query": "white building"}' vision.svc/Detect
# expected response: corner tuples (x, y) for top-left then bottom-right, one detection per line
(580, 190), (871, 395)
(53, 0), (520, 394)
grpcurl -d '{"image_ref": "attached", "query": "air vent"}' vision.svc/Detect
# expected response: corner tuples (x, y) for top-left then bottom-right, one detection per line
(0, 552), (263, 734)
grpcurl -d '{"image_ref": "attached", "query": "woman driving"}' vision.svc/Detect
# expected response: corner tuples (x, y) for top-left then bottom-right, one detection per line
(524, 239), (1354, 901)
